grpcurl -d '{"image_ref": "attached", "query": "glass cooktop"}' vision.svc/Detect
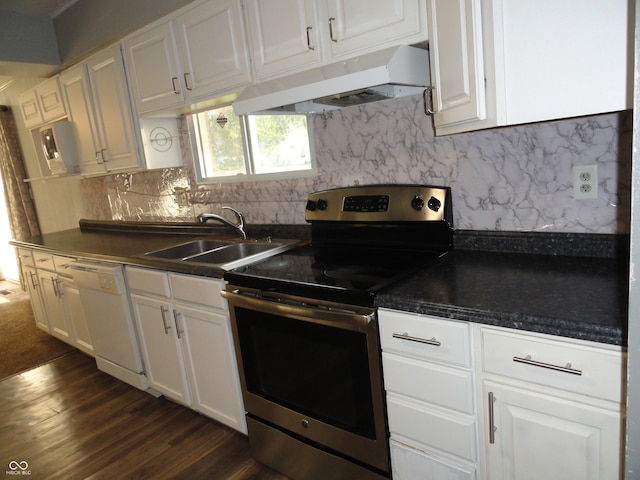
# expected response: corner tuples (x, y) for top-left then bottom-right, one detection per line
(225, 245), (447, 306)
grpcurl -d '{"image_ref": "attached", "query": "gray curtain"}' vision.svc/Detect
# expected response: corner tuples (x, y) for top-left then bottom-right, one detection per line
(0, 106), (40, 240)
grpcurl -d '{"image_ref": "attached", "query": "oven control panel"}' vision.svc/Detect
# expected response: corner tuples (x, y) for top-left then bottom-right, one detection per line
(305, 185), (452, 223)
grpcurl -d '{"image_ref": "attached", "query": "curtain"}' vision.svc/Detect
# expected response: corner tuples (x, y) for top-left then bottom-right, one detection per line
(0, 106), (40, 240)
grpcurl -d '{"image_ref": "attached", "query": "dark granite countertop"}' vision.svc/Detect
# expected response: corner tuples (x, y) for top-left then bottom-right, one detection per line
(10, 220), (311, 279)
(12, 222), (629, 346)
(376, 244), (629, 346)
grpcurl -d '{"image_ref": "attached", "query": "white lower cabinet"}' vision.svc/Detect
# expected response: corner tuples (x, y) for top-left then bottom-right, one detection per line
(379, 308), (479, 479)
(379, 309), (625, 480)
(30, 251), (94, 355)
(127, 267), (246, 433)
(480, 327), (624, 480)
(130, 293), (191, 404)
(18, 248), (49, 333)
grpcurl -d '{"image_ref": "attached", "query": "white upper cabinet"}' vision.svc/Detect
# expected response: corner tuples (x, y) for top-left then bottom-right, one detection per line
(124, 0), (252, 115)
(123, 22), (184, 113)
(432, 0), (632, 135)
(244, 0), (324, 79)
(426, 0), (486, 130)
(245, 0), (427, 80)
(18, 76), (66, 128)
(325, 0), (427, 57)
(60, 45), (141, 175)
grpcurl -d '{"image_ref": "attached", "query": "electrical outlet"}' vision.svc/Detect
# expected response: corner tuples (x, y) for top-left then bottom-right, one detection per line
(174, 187), (189, 207)
(573, 165), (598, 200)
(342, 175), (364, 186)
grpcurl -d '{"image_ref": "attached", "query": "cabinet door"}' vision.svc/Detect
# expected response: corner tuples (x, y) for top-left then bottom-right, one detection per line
(22, 265), (49, 332)
(244, 0), (324, 79)
(123, 22), (184, 114)
(39, 272), (71, 342)
(325, 0), (426, 57)
(60, 64), (103, 175)
(484, 381), (622, 480)
(130, 294), (190, 405)
(86, 45), (140, 173)
(59, 278), (93, 356)
(18, 89), (43, 128)
(427, 0), (486, 130)
(36, 77), (66, 123)
(177, 304), (246, 433)
(174, 0), (252, 99)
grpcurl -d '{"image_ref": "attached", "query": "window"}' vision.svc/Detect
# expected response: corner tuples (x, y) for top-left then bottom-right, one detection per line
(190, 105), (315, 183)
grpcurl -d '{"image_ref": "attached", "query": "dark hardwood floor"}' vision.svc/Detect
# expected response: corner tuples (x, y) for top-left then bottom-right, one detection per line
(0, 352), (289, 479)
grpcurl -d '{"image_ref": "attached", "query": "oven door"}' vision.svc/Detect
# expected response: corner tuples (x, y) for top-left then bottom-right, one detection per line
(222, 286), (390, 476)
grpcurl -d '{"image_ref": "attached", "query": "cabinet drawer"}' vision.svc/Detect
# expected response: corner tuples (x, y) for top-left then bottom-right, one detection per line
(53, 255), (75, 277)
(383, 352), (474, 415)
(387, 395), (477, 462)
(126, 267), (171, 297)
(390, 440), (476, 480)
(379, 309), (471, 367)
(33, 251), (55, 271)
(169, 274), (225, 310)
(482, 328), (624, 402)
(16, 248), (34, 267)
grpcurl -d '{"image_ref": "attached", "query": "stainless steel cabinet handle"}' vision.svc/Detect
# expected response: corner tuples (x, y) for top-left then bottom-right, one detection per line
(95, 151), (103, 164)
(101, 149), (108, 162)
(306, 26), (315, 50)
(173, 310), (183, 339)
(171, 76), (180, 94)
(184, 73), (193, 91)
(51, 277), (59, 297)
(160, 306), (170, 335)
(513, 355), (582, 376)
(488, 392), (497, 444)
(392, 332), (441, 347)
(423, 87), (439, 115)
(328, 17), (338, 42)
(29, 271), (38, 289)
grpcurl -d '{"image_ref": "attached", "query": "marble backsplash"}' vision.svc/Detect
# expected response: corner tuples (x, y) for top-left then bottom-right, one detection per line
(80, 95), (632, 234)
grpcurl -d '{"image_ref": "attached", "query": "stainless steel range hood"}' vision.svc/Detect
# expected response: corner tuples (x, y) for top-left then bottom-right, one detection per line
(233, 45), (430, 115)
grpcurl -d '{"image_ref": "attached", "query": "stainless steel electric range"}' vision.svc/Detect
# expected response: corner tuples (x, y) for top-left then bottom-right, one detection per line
(222, 185), (454, 480)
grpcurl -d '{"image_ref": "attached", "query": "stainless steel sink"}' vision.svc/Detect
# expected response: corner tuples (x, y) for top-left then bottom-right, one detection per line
(187, 242), (276, 265)
(143, 238), (302, 269)
(145, 239), (231, 260)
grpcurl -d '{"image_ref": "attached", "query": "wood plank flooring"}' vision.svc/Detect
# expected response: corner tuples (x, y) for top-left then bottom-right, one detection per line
(0, 352), (289, 479)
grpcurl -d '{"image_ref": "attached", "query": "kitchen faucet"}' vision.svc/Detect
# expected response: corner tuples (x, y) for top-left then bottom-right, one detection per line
(196, 206), (247, 239)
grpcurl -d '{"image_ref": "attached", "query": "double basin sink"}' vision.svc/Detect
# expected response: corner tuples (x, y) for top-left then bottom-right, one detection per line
(143, 238), (300, 270)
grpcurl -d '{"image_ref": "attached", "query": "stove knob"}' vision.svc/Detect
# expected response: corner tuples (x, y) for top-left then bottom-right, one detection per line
(411, 195), (425, 211)
(317, 199), (328, 211)
(306, 200), (317, 211)
(427, 196), (442, 212)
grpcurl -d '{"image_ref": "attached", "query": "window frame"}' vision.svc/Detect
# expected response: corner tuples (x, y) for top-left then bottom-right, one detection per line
(188, 106), (317, 185)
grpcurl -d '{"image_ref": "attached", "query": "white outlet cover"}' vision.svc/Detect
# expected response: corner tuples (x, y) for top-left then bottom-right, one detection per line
(573, 165), (598, 200)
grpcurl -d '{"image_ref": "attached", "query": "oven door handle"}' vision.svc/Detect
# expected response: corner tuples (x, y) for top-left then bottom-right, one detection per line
(221, 289), (376, 326)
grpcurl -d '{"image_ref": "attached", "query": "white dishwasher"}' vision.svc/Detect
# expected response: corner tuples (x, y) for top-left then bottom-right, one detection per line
(71, 260), (149, 390)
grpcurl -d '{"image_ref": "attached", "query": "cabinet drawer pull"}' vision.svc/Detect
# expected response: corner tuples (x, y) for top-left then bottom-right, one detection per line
(160, 306), (170, 335)
(306, 26), (315, 50)
(488, 392), (497, 444)
(392, 332), (441, 347)
(513, 355), (582, 376)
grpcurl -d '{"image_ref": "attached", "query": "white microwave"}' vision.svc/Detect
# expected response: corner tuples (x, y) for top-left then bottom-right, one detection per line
(40, 121), (79, 175)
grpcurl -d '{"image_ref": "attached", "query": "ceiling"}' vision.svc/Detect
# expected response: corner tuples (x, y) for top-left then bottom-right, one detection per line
(0, 0), (78, 18)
